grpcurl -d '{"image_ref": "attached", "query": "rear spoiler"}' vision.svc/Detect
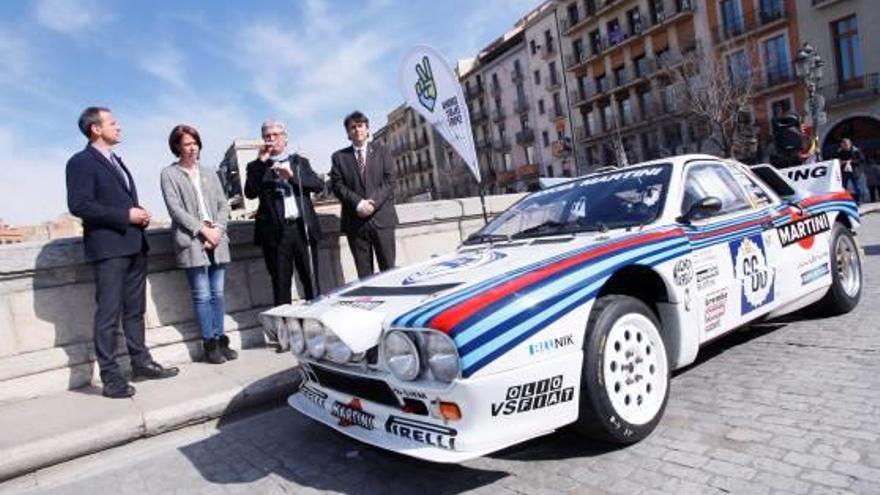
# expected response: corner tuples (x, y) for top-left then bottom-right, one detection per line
(751, 160), (844, 198)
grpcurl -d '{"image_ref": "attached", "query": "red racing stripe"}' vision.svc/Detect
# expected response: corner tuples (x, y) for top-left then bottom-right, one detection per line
(687, 216), (768, 240)
(800, 191), (853, 207)
(428, 229), (680, 333)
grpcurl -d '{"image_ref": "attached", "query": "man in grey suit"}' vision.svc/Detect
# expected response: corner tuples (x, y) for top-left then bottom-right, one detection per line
(329, 111), (398, 278)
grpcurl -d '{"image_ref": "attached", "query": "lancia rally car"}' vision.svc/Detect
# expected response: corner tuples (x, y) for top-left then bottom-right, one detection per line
(260, 154), (861, 462)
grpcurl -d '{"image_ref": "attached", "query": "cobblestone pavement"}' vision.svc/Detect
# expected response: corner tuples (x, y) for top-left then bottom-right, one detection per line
(6, 215), (880, 495)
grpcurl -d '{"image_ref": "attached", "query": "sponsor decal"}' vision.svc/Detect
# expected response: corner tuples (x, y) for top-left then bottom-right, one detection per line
(333, 298), (385, 311)
(392, 387), (428, 400)
(491, 375), (575, 416)
(673, 258), (694, 286)
(696, 265), (720, 291)
(300, 385), (327, 409)
(704, 288), (728, 332)
(579, 167), (664, 186)
(527, 334), (574, 356)
(385, 416), (457, 450)
(730, 235), (775, 315)
(800, 263), (830, 285)
(331, 399), (375, 430)
(785, 164), (828, 182)
(798, 252), (831, 271)
(402, 251), (507, 285)
(777, 213), (830, 250)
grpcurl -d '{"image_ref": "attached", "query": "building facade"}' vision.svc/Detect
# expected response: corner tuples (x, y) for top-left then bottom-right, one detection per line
(559, 0), (711, 170)
(797, 0), (880, 162)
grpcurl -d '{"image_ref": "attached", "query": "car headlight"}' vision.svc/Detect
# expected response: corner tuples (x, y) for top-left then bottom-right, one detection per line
(383, 331), (420, 381)
(303, 319), (326, 359)
(286, 318), (305, 355)
(325, 332), (353, 363)
(426, 332), (460, 382)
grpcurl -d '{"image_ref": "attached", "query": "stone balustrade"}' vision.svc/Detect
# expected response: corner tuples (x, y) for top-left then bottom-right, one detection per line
(0, 195), (522, 404)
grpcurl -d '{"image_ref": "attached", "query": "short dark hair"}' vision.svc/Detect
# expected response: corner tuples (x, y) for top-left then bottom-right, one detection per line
(78, 106), (111, 139)
(343, 111), (369, 130)
(168, 124), (202, 157)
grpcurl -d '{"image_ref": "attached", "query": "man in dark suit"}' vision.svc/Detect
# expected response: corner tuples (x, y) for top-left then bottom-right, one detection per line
(330, 111), (398, 278)
(245, 120), (323, 305)
(65, 106), (179, 399)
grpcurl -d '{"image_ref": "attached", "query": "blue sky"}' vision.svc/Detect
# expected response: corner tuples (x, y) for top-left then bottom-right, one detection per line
(0, 0), (537, 225)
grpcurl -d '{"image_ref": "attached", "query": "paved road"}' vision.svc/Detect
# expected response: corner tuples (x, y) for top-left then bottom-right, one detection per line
(6, 215), (880, 495)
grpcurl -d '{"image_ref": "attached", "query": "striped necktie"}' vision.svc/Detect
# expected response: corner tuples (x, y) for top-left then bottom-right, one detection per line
(357, 148), (366, 179)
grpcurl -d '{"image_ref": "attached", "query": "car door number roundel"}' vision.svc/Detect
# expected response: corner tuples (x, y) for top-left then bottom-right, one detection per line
(730, 235), (774, 314)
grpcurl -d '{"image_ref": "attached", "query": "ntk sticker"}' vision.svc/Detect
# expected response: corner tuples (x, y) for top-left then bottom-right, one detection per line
(730, 234), (774, 314)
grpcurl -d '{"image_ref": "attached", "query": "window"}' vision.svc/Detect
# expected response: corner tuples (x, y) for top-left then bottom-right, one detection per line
(614, 65), (627, 86)
(534, 69), (541, 85)
(538, 99), (546, 115)
(549, 61), (558, 85)
(542, 130), (550, 147)
(546, 166), (554, 177)
(770, 97), (792, 118)
(526, 146), (536, 164)
(544, 29), (553, 50)
(681, 163), (751, 219)
(596, 74), (608, 93)
(530, 39), (537, 55)
(627, 7), (642, 35)
(730, 164), (773, 207)
(762, 34), (790, 85)
(589, 30), (602, 55)
(573, 38), (585, 63)
(585, 110), (596, 135)
(720, 0), (744, 38)
(619, 96), (633, 125)
(759, 0), (783, 24)
(638, 87), (653, 120)
(607, 19), (624, 46)
(832, 15), (863, 88)
(567, 3), (579, 25)
(552, 92), (563, 117)
(584, 0), (596, 16)
(602, 101), (614, 131)
(726, 49), (750, 87)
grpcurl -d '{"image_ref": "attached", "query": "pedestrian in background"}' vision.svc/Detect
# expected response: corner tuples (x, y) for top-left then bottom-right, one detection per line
(244, 120), (323, 306)
(160, 125), (237, 364)
(66, 106), (179, 398)
(834, 138), (866, 204)
(329, 111), (398, 278)
(866, 160), (880, 203)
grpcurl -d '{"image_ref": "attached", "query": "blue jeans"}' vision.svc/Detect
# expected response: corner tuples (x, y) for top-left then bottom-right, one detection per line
(185, 264), (226, 339)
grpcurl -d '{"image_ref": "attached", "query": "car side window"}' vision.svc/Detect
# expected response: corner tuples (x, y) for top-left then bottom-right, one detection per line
(729, 165), (773, 208)
(681, 164), (751, 220)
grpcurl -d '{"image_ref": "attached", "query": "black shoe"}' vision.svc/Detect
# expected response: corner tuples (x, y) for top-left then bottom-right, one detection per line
(132, 361), (180, 381)
(203, 338), (226, 365)
(102, 378), (136, 399)
(218, 335), (238, 361)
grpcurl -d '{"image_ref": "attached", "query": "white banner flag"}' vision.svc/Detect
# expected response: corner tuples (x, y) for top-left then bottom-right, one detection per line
(399, 46), (481, 184)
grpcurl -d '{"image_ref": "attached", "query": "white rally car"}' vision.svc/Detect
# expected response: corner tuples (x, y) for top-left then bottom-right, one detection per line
(261, 154), (861, 462)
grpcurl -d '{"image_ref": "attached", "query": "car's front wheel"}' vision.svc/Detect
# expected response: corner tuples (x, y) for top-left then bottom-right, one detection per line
(816, 222), (862, 315)
(574, 295), (669, 444)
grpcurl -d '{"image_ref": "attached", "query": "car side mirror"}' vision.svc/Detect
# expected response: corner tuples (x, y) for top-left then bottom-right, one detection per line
(678, 196), (722, 224)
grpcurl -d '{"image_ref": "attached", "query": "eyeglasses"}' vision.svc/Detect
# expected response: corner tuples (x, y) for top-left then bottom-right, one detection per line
(262, 131), (286, 139)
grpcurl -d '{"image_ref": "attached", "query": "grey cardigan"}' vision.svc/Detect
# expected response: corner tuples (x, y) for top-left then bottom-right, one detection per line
(160, 163), (231, 268)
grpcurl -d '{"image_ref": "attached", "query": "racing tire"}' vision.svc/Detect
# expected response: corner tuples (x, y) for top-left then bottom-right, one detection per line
(573, 295), (669, 444)
(816, 223), (862, 315)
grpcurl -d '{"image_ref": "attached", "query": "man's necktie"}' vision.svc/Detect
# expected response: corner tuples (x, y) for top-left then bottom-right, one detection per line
(357, 148), (366, 179)
(109, 154), (130, 190)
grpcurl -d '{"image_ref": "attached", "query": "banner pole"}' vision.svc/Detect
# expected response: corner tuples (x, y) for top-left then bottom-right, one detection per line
(478, 179), (489, 225)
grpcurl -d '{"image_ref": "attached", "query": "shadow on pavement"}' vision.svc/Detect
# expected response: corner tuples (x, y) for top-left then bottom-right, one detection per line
(489, 428), (621, 462)
(177, 370), (508, 494)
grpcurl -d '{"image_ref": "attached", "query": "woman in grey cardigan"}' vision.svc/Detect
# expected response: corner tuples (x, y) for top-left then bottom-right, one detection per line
(160, 125), (237, 364)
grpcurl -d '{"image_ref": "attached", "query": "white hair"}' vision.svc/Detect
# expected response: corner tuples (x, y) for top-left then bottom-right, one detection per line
(260, 120), (287, 136)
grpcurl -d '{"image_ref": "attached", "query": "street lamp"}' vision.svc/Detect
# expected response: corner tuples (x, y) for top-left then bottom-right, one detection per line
(794, 42), (825, 160)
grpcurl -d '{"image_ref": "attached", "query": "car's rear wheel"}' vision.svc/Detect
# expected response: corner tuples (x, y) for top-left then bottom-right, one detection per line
(816, 223), (862, 315)
(573, 295), (669, 444)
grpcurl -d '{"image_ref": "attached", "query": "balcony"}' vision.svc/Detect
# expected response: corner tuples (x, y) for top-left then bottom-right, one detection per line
(515, 128), (535, 145)
(492, 139), (511, 152)
(575, 125), (588, 141)
(514, 98), (529, 114)
(634, 57), (658, 79)
(491, 109), (506, 122)
(570, 89), (587, 107)
(511, 69), (525, 83)
(515, 163), (539, 179)
(475, 135), (491, 149)
(470, 107), (488, 123)
(545, 73), (562, 91)
(819, 73), (880, 108)
(464, 84), (484, 100)
(540, 43), (556, 60)
(549, 105), (566, 121)
(712, 6), (788, 44)
(753, 62), (797, 92)
(565, 51), (588, 71)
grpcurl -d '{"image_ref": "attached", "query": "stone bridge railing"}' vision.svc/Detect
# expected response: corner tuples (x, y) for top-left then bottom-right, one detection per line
(0, 195), (521, 404)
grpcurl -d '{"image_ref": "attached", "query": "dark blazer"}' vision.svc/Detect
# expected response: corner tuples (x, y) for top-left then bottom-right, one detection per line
(66, 145), (147, 262)
(329, 142), (398, 233)
(244, 154), (323, 247)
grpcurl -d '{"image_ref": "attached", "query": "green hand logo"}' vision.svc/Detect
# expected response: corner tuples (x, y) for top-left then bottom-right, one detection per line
(414, 56), (437, 112)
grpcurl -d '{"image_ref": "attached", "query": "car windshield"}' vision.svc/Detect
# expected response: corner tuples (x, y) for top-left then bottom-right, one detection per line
(466, 164), (672, 243)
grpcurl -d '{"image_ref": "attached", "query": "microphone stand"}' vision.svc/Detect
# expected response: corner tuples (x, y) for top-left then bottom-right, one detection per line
(293, 156), (319, 299)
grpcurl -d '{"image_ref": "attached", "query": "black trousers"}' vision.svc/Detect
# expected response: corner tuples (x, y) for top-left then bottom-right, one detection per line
(92, 252), (150, 382)
(262, 219), (320, 304)
(347, 225), (395, 279)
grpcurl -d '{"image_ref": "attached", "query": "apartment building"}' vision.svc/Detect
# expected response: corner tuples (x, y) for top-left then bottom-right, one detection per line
(522, 1), (578, 178)
(559, 0), (710, 169)
(707, 0), (805, 160)
(797, 0), (879, 162)
(462, 28), (541, 193)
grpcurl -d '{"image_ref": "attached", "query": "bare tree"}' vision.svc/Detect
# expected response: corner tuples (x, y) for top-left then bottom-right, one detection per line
(660, 47), (756, 159)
